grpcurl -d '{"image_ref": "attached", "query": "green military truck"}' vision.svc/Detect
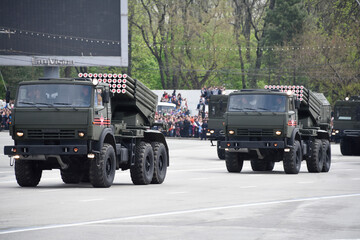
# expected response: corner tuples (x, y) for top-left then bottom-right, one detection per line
(220, 85), (331, 174)
(332, 96), (360, 156)
(206, 94), (228, 159)
(4, 74), (169, 188)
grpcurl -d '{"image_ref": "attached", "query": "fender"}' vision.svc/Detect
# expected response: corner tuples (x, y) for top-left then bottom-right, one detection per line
(288, 128), (301, 146)
(92, 128), (116, 154)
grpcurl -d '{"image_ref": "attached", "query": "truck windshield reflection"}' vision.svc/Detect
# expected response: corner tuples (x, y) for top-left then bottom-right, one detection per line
(228, 94), (286, 112)
(16, 84), (92, 107)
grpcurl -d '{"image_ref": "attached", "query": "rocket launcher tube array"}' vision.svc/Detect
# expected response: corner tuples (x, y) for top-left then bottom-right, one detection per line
(79, 73), (158, 126)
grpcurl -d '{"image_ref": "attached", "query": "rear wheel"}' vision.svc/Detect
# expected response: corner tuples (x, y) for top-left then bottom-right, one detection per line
(60, 158), (82, 184)
(131, 141), (154, 185)
(151, 142), (167, 184)
(225, 151), (244, 173)
(283, 140), (302, 174)
(89, 143), (116, 188)
(15, 160), (42, 187)
(306, 139), (324, 173)
(266, 161), (275, 171)
(322, 140), (331, 172)
(251, 159), (268, 171)
(61, 168), (82, 184)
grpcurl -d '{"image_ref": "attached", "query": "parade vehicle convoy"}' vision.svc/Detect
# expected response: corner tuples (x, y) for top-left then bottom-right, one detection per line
(332, 96), (360, 156)
(4, 74), (169, 188)
(220, 85), (332, 174)
(206, 94), (228, 159)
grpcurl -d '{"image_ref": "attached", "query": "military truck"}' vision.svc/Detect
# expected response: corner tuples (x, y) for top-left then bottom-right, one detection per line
(220, 85), (331, 174)
(4, 74), (169, 188)
(206, 94), (228, 159)
(332, 96), (360, 156)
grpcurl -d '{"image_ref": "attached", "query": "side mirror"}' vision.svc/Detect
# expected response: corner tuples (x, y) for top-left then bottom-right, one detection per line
(102, 89), (110, 103)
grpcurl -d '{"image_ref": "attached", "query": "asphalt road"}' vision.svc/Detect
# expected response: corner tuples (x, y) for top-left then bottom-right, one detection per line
(0, 131), (359, 240)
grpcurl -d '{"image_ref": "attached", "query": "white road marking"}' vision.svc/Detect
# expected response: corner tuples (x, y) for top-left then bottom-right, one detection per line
(167, 192), (188, 195)
(298, 181), (314, 184)
(1, 193), (359, 235)
(79, 199), (104, 202)
(38, 189), (65, 193)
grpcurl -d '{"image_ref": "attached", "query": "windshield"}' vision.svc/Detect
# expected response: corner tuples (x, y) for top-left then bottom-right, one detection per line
(228, 94), (286, 112)
(16, 84), (92, 107)
(334, 104), (360, 121)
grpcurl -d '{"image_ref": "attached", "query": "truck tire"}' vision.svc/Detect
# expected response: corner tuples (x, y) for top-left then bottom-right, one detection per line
(151, 142), (167, 184)
(267, 161), (275, 171)
(61, 168), (82, 184)
(60, 159), (82, 184)
(131, 141), (154, 185)
(306, 139), (324, 173)
(283, 140), (302, 174)
(89, 143), (116, 188)
(251, 159), (274, 171)
(217, 141), (225, 160)
(322, 140), (331, 172)
(340, 138), (352, 156)
(15, 160), (42, 187)
(225, 151), (244, 173)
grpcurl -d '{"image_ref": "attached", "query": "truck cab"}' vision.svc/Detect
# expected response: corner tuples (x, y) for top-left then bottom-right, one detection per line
(332, 96), (360, 155)
(220, 87), (331, 174)
(5, 76), (169, 188)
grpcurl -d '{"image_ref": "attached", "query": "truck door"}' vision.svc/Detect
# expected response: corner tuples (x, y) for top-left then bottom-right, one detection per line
(94, 87), (110, 128)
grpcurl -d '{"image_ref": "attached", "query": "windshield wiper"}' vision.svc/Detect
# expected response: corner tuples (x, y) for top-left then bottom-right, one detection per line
(230, 107), (244, 111)
(53, 102), (79, 111)
(18, 101), (35, 105)
(18, 101), (43, 110)
(35, 102), (59, 111)
(53, 102), (71, 105)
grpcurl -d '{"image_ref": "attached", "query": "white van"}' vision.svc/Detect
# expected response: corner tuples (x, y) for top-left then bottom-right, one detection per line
(157, 102), (176, 114)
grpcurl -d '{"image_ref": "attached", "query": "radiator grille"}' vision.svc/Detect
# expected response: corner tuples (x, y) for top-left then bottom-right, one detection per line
(27, 129), (76, 139)
(236, 129), (273, 136)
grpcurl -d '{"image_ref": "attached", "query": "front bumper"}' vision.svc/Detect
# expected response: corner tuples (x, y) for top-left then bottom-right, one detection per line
(4, 145), (88, 156)
(220, 140), (285, 149)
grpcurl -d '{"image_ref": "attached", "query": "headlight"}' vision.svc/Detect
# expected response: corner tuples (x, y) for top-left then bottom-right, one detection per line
(275, 130), (282, 136)
(335, 130), (339, 134)
(78, 132), (85, 138)
(209, 130), (215, 134)
(16, 131), (24, 137)
(228, 130), (235, 135)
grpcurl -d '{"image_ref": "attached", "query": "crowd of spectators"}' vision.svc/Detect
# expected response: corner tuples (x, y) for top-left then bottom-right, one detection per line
(0, 100), (13, 131)
(154, 86), (226, 139)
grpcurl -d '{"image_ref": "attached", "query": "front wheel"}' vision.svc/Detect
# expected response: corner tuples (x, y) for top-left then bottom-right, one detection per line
(217, 141), (225, 160)
(283, 140), (302, 174)
(89, 143), (116, 188)
(340, 138), (352, 156)
(15, 160), (42, 187)
(225, 151), (244, 173)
